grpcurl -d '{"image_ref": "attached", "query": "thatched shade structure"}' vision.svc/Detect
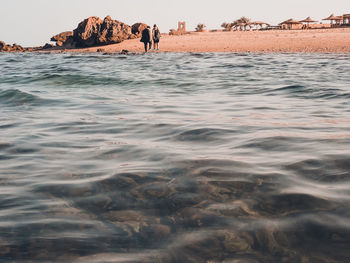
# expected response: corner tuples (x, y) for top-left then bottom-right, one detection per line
(279, 19), (302, 30)
(299, 17), (317, 23)
(343, 14), (350, 24)
(323, 14), (343, 25)
(323, 14), (338, 20)
(279, 18), (302, 25)
(299, 17), (318, 29)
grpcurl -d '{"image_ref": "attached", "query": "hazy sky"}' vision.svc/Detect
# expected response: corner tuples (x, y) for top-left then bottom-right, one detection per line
(0, 0), (349, 46)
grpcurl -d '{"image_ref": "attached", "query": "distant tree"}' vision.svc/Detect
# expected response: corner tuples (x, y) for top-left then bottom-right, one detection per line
(231, 21), (238, 30)
(221, 22), (233, 31)
(195, 23), (206, 32)
(238, 16), (251, 24)
(233, 17), (251, 30)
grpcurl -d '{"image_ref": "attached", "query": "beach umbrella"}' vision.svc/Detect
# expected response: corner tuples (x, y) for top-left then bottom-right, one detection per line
(334, 16), (344, 21)
(299, 17), (318, 29)
(323, 14), (337, 21)
(279, 19), (302, 29)
(279, 18), (302, 25)
(299, 17), (317, 23)
(323, 14), (342, 25)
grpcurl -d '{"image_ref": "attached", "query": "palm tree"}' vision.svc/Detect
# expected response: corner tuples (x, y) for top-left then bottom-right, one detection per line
(233, 17), (251, 31)
(221, 22), (233, 31)
(195, 24), (206, 32)
(237, 16), (251, 24)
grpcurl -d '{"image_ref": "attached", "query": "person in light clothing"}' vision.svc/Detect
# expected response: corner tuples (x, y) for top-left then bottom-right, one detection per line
(152, 24), (161, 51)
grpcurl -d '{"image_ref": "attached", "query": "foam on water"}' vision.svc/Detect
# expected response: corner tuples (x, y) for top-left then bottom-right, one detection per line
(0, 52), (350, 262)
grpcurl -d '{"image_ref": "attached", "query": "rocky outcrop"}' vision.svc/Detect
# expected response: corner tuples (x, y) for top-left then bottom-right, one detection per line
(0, 41), (25, 52)
(73, 16), (103, 47)
(0, 41), (6, 50)
(132, 23), (148, 36)
(42, 43), (54, 49)
(51, 31), (73, 47)
(98, 16), (132, 45)
(50, 16), (146, 48)
(71, 16), (132, 47)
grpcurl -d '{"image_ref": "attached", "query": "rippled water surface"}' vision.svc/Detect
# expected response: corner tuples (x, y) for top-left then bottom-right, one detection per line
(1, 52), (350, 262)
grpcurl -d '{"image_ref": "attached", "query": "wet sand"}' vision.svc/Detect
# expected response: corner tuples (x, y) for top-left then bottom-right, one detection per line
(68, 28), (350, 53)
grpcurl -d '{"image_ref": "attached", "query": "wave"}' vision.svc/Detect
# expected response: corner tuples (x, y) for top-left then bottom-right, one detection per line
(266, 85), (350, 99)
(0, 89), (54, 106)
(173, 128), (234, 142)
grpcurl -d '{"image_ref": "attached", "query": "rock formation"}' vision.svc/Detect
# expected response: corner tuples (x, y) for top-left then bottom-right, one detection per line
(98, 16), (132, 45)
(73, 16), (103, 47)
(50, 16), (147, 48)
(68, 15), (132, 47)
(0, 41), (25, 52)
(51, 31), (73, 47)
(131, 23), (148, 36)
(51, 16), (138, 48)
(42, 43), (54, 49)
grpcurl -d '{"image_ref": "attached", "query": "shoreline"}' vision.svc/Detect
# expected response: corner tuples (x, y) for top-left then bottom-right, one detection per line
(54, 28), (350, 54)
(3, 28), (350, 54)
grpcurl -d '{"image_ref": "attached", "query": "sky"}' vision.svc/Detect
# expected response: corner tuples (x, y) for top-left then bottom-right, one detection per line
(0, 0), (349, 46)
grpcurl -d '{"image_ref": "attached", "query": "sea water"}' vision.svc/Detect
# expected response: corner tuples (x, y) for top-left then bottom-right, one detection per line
(0, 52), (350, 262)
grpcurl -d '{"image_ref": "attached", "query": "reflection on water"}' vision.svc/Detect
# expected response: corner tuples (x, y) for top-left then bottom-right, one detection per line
(0, 52), (350, 262)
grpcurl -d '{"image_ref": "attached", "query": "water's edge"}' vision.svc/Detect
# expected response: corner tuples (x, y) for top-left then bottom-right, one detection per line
(1, 52), (350, 262)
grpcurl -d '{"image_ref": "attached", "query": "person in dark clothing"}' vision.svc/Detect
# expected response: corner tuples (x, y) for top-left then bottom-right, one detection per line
(152, 24), (161, 51)
(140, 26), (152, 52)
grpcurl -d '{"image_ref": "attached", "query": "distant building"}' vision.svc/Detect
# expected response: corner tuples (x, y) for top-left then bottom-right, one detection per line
(343, 14), (350, 25)
(178, 22), (186, 33)
(169, 22), (187, 35)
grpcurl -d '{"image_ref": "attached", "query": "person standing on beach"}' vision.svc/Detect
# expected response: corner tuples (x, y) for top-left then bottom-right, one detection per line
(140, 26), (152, 52)
(152, 24), (161, 51)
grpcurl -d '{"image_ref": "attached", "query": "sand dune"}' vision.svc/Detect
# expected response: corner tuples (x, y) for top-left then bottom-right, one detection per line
(66, 28), (350, 53)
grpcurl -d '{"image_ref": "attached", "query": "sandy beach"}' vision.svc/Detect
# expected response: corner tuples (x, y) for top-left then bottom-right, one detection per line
(67, 28), (350, 53)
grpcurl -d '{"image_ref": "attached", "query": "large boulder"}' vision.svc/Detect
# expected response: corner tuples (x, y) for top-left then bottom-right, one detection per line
(51, 16), (136, 48)
(73, 16), (103, 47)
(98, 15), (131, 45)
(51, 31), (73, 47)
(131, 23), (148, 36)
